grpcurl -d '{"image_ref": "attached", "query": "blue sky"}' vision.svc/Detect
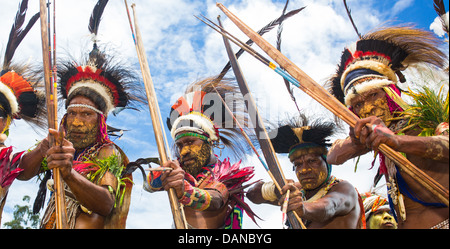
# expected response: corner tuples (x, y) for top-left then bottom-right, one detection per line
(1, 0), (448, 229)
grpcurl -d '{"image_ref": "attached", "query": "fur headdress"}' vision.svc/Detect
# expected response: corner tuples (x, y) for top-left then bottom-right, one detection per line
(269, 114), (336, 163)
(58, 0), (144, 117)
(0, 0), (45, 135)
(328, 26), (447, 107)
(167, 77), (253, 158)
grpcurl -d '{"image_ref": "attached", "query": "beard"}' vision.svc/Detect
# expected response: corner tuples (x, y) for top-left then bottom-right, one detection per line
(66, 123), (99, 150)
(359, 97), (394, 126)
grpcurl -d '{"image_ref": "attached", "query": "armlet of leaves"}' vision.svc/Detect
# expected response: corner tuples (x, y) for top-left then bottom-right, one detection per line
(399, 85), (449, 136)
(80, 154), (133, 208)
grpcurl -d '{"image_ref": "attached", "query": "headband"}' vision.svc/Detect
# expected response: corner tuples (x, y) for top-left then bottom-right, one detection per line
(67, 104), (104, 115)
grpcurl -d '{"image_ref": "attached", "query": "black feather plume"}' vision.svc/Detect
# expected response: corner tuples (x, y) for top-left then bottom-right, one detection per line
(3, 0), (40, 70)
(276, 0), (302, 114)
(269, 114), (336, 154)
(343, 0), (362, 39)
(217, 6), (305, 79)
(88, 0), (109, 37)
(123, 158), (160, 192)
(33, 171), (51, 214)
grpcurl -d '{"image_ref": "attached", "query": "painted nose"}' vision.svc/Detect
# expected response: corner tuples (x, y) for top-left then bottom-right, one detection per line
(180, 146), (190, 157)
(360, 103), (375, 118)
(71, 117), (84, 127)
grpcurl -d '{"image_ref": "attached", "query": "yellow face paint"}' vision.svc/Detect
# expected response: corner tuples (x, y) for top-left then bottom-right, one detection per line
(293, 154), (328, 190)
(351, 88), (394, 126)
(360, 98), (393, 125)
(368, 210), (398, 229)
(65, 96), (99, 150)
(66, 115), (98, 150)
(178, 138), (212, 176)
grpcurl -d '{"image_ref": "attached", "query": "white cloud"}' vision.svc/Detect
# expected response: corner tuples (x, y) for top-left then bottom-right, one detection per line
(430, 12), (449, 37)
(390, 0), (414, 17)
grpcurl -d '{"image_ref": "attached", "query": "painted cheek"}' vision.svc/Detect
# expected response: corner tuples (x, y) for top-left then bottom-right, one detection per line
(189, 144), (203, 155)
(358, 102), (375, 118)
(369, 214), (384, 229)
(317, 171), (327, 183)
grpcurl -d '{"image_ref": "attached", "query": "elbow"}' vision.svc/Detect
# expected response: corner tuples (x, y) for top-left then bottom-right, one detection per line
(96, 197), (115, 217)
(91, 189), (115, 217)
(326, 153), (341, 165)
(327, 152), (347, 166)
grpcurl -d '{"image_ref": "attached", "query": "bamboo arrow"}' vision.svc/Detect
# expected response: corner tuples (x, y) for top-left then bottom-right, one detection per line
(38, 0), (69, 229)
(127, 2), (187, 229)
(216, 3), (449, 206)
(215, 15), (306, 229)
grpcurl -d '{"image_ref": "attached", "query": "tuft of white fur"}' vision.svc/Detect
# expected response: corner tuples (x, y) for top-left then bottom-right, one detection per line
(0, 83), (19, 115)
(171, 113), (218, 141)
(67, 80), (114, 114)
(344, 78), (394, 107)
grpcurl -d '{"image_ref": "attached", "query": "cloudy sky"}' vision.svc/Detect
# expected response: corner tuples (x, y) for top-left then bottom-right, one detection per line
(1, 0), (448, 229)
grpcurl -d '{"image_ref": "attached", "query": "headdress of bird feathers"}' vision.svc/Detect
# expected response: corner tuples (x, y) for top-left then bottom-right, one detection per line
(269, 113), (336, 163)
(167, 77), (254, 159)
(0, 0), (46, 136)
(327, 25), (447, 108)
(433, 0), (449, 39)
(58, 0), (145, 117)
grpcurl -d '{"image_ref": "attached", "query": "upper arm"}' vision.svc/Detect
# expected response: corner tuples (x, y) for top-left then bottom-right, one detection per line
(321, 181), (358, 216)
(327, 137), (370, 165)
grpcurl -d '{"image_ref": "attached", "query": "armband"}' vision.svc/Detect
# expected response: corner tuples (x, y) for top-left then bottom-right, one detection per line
(261, 181), (277, 202)
(147, 171), (163, 192)
(179, 180), (211, 211)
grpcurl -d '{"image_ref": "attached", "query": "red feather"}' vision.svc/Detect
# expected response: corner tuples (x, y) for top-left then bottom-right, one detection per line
(1, 147), (25, 188)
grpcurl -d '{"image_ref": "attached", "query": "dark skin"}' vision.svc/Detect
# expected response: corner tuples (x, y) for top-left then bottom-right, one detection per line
(159, 135), (228, 229)
(327, 88), (449, 228)
(248, 154), (361, 229)
(18, 96), (116, 229)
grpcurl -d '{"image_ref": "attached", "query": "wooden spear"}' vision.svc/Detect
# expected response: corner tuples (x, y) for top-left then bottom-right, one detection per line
(216, 3), (449, 206)
(129, 3), (187, 229)
(217, 16), (306, 229)
(38, 0), (69, 229)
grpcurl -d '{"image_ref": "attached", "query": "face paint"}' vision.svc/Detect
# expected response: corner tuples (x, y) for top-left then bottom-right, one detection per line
(351, 88), (394, 126)
(66, 119), (98, 150)
(177, 136), (212, 177)
(293, 154), (328, 190)
(368, 210), (398, 229)
(65, 96), (100, 150)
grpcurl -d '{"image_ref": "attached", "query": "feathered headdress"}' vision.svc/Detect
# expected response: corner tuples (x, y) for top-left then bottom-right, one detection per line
(328, 26), (447, 107)
(58, 0), (144, 117)
(167, 77), (253, 158)
(0, 0), (45, 135)
(361, 193), (391, 220)
(434, 0), (449, 38)
(269, 114), (336, 162)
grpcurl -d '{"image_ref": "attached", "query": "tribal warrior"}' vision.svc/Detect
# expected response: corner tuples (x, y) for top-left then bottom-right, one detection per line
(326, 26), (449, 229)
(18, 0), (144, 229)
(362, 193), (397, 229)
(247, 115), (365, 229)
(0, 0), (44, 224)
(148, 77), (258, 229)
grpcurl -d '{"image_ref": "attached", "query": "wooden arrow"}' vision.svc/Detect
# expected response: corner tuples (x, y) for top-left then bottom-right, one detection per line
(38, 0), (69, 229)
(216, 2), (449, 206)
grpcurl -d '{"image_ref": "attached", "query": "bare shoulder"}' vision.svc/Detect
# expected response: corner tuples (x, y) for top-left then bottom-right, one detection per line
(329, 179), (358, 198)
(97, 144), (122, 161)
